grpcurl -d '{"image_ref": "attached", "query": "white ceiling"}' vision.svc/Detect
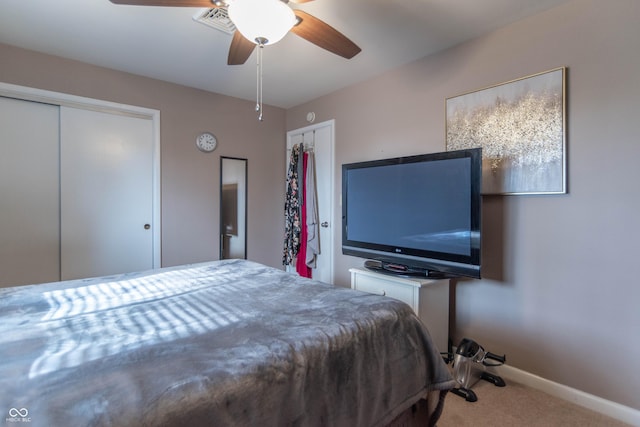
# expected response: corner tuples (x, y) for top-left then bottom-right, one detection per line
(0, 0), (571, 109)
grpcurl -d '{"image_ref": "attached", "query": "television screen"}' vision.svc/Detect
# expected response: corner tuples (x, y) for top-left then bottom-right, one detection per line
(342, 148), (481, 278)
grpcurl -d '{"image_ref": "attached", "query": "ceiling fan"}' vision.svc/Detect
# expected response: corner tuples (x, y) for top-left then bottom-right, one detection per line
(108, 0), (362, 66)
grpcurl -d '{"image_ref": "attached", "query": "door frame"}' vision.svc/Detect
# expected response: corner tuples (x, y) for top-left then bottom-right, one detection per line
(286, 119), (335, 282)
(0, 82), (162, 268)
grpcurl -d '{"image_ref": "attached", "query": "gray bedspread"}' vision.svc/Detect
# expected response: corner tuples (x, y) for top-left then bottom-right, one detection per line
(0, 259), (455, 427)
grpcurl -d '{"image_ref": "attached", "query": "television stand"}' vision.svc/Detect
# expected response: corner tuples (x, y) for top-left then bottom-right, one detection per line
(349, 267), (450, 355)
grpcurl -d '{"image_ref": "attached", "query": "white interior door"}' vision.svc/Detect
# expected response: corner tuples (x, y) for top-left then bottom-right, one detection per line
(60, 106), (155, 280)
(286, 120), (334, 283)
(0, 97), (60, 287)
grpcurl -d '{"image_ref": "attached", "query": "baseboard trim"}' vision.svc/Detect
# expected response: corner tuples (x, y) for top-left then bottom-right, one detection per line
(489, 364), (640, 426)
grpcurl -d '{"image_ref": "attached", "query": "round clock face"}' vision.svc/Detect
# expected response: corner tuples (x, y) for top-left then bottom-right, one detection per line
(196, 132), (218, 152)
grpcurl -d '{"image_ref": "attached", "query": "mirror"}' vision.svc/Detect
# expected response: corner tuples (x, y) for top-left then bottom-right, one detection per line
(220, 157), (247, 259)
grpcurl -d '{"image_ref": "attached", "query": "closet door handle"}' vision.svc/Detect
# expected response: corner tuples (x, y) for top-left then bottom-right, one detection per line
(321, 222), (329, 228)
(144, 224), (151, 230)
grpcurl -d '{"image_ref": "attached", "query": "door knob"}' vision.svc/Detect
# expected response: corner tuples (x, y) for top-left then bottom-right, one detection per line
(321, 222), (329, 228)
(144, 224), (151, 230)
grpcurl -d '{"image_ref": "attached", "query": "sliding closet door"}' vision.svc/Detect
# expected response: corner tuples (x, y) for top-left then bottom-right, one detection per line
(60, 106), (154, 280)
(0, 97), (60, 287)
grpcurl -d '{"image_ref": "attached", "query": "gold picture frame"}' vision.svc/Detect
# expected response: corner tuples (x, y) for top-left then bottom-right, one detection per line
(446, 67), (566, 195)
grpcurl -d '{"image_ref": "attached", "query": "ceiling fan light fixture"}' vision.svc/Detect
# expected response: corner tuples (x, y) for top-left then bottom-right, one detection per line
(228, 0), (296, 45)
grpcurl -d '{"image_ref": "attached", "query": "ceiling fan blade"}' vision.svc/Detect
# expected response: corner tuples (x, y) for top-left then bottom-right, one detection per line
(228, 31), (256, 65)
(291, 10), (361, 59)
(109, 0), (217, 6)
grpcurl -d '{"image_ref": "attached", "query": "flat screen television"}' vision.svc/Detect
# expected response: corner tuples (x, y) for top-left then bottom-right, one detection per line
(342, 148), (482, 279)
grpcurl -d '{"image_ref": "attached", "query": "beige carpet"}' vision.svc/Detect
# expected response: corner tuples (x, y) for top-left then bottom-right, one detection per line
(438, 378), (632, 427)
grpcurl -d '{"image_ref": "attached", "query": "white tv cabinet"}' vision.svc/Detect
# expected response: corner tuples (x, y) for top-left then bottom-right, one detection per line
(349, 267), (450, 354)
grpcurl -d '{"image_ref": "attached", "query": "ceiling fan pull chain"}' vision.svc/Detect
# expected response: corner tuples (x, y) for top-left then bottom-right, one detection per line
(256, 40), (265, 121)
(259, 44), (263, 121)
(255, 43), (260, 115)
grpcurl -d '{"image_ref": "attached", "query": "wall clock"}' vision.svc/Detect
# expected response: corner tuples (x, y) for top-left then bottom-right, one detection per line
(196, 132), (218, 153)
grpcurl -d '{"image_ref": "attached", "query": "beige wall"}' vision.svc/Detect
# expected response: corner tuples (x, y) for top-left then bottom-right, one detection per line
(287, 0), (640, 411)
(0, 42), (286, 269)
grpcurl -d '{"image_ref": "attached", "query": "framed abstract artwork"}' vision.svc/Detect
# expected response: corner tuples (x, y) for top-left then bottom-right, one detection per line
(446, 67), (566, 195)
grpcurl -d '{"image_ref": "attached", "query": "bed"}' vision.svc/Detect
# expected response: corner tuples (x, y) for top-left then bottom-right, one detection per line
(0, 259), (455, 426)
